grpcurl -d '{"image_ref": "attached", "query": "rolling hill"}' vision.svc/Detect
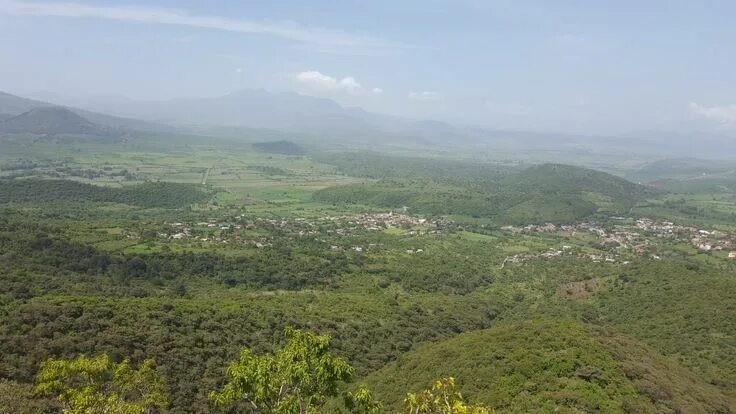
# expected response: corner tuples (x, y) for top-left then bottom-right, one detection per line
(0, 107), (121, 137)
(314, 163), (651, 224)
(0, 91), (177, 133)
(361, 319), (733, 413)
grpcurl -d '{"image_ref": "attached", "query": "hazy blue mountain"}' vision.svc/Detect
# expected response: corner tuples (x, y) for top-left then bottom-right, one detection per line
(0, 107), (121, 137)
(0, 91), (177, 133)
(64, 89), (472, 146)
(0, 91), (51, 115)
(65, 89), (690, 155)
(6, 89), (735, 160)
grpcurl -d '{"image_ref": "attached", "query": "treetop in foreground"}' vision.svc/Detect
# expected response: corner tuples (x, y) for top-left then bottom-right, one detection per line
(209, 327), (353, 413)
(404, 377), (490, 414)
(36, 354), (168, 414)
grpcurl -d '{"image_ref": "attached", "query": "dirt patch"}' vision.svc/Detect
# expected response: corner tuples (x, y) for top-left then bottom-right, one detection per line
(557, 278), (603, 300)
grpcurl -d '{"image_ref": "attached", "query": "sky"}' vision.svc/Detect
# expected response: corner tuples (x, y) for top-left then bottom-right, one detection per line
(1, 0), (736, 134)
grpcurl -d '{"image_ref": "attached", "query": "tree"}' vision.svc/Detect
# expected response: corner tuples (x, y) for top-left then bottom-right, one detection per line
(344, 386), (383, 414)
(403, 377), (490, 414)
(0, 379), (59, 414)
(36, 354), (168, 414)
(210, 327), (353, 414)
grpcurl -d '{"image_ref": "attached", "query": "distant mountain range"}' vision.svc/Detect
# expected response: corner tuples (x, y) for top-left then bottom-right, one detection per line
(3, 89), (736, 160)
(54, 89), (471, 148)
(44, 89), (736, 158)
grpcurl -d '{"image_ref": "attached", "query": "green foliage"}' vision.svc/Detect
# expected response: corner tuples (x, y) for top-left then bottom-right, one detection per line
(36, 354), (168, 414)
(344, 386), (383, 414)
(0, 217), (353, 292)
(210, 327), (353, 413)
(0, 379), (59, 413)
(403, 377), (490, 414)
(595, 261), (736, 390)
(0, 179), (210, 208)
(361, 319), (732, 413)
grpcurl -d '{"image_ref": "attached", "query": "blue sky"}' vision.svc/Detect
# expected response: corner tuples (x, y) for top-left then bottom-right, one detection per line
(1, 0), (735, 134)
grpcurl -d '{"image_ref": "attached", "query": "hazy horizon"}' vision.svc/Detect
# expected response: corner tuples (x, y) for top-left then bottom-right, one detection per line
(2, 0), (736, 135)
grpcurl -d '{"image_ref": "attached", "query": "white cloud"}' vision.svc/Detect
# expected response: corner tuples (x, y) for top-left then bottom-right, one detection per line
(690, 102), (736, 125)
(294, 71), (382, 95)
(408, 91), (440, 101)
(0, 0), (396, 54)
(235, 67), (243, 73)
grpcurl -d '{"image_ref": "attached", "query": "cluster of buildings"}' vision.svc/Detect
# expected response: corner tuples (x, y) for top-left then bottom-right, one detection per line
(634, 217), (736, 254)
(322, 212), (454, 232)
(157, 217), (270, 247)
(149, 211), (454, 251)
(500, 245), (630, 268)
(499, 216), (736, 265)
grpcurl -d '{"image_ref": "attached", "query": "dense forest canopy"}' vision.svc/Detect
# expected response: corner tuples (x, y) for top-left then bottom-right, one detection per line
(0, 179), (211, 208)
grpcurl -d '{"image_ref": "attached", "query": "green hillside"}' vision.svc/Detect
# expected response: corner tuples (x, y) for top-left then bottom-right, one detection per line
(0, 179), (211, 208)
(594, 261), (736, 391)
(361, 319), (732, 413)
(314, 163), (650, 224)
(504, 164), (648, 202)
(314, 151), (515, 181)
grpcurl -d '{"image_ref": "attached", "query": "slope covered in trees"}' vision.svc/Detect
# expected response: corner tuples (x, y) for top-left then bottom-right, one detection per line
(361, 320), (733, 413)
(594, 261), (736, 391)
(314, 163), (651, 224)
(0, 179), (211, 208)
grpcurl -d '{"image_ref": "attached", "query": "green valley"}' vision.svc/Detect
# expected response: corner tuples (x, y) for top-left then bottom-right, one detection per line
(1, 135), (735, 413)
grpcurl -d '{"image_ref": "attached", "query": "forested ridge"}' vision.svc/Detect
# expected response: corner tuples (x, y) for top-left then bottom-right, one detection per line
(314, 162), (651, 224)
(0, 179), (211, 208)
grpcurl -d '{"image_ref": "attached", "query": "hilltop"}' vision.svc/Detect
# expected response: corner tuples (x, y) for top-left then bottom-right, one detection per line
(362, 319), (733, 413)
(314, 161), (651, 224)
